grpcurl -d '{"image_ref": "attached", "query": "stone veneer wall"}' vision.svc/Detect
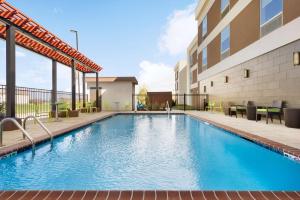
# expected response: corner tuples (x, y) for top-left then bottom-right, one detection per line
(199, 39), (300, 108)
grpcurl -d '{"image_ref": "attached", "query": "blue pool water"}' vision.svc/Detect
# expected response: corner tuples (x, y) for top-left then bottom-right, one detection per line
(0, 114), (300, 190)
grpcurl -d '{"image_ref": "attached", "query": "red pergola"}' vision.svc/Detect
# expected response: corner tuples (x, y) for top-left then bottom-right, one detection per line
(0, 0), (102, 73)
(0, 0), (101, 117)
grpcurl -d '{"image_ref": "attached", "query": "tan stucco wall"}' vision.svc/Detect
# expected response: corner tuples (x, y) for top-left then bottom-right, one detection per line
(199, 39), (300, 108)
(88, 82), (135, 111)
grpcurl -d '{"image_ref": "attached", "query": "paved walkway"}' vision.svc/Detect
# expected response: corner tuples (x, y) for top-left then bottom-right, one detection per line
(186, 111), (300, 149)
(0, 112), (116, 156)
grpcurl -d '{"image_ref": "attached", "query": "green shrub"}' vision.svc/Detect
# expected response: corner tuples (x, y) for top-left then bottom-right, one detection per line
(0, 103), (5, 118)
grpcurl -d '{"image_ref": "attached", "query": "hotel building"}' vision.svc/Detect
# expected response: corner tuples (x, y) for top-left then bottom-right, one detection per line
(187, 35), (199, 95)
(194, 0), (300, 107)
(174, 60), (188, 104)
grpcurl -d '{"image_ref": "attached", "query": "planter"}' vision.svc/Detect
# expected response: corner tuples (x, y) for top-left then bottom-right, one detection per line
(68, 110), (79, 117)
(284, 108), (300, 128)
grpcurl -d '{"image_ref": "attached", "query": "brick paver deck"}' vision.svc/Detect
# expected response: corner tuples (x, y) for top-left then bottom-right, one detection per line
(0, 191), (300, 200)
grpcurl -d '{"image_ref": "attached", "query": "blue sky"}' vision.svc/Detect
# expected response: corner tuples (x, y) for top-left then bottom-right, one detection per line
(0, 0), (197, 92)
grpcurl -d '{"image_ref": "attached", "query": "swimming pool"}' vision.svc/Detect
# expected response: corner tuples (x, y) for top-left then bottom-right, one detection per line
(0, 114), (300, 190)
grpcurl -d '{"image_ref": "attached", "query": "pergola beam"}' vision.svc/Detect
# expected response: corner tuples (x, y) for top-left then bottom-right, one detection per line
(0, 18), (99, 73)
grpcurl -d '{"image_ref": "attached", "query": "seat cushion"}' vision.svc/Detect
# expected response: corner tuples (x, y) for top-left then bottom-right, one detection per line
(230, 107), (237, 111)
(236, 106), (246, 110)
(257, 108), (267, 113)
(268, 108), (281, 113)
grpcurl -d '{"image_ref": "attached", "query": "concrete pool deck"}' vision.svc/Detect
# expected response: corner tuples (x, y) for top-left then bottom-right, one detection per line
(0, 110), (300, 159)
(0, 112), (117, 157)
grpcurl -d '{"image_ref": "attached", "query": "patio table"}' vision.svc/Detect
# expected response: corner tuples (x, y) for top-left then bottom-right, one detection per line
(51, 102), (63, 122)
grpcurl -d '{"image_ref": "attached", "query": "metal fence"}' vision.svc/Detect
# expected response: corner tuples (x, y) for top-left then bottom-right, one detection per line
(0, 84), (88, 119)
(134, 93), (208, 111)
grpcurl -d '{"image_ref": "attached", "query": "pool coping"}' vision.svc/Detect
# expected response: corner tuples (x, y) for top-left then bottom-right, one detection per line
(186, 113), (300, 162)
(1, 111), (300, 162)
(0, 190), (300, 200)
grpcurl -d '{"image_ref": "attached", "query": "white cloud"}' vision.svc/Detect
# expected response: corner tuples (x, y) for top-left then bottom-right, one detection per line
(137, 60), (174, 92)
(17, 59), (52, 87)
(159, 3), (197, 56)
(53, 8), (63, 15)
(16, 51), (26, 58)
(0, 79), (5, 85)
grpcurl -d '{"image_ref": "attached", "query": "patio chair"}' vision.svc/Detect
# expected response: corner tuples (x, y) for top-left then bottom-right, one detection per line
(222, 102), (234, 115)
(256, 100), (283, 124)
(205, 101), (215, 112)
(230, 101), (254, 118)
(213, 101), (223, 112)
(86, 102), (97, 113)
(57, 102), (69, 118)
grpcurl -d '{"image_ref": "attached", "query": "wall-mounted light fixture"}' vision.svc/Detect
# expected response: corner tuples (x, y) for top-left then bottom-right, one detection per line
(294, 52), (300, 66)
(210, 81), (214, 87)
(244, 69), (250, 78)
(224, 76), (229, 83)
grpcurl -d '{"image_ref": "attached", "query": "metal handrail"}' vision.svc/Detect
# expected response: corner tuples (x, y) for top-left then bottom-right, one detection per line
(0, 118), (35, 153)
(23, 116), (53, 143)
(166, 101), (171, 116)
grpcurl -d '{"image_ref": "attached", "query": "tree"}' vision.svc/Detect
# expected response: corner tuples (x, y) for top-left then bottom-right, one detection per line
(137, 85), (148, 105)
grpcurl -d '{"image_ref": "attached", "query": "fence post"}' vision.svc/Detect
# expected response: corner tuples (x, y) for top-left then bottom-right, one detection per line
(184, 93), (186, 111)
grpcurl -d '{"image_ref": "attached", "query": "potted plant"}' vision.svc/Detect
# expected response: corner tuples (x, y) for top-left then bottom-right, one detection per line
(0, 103), (5, 121)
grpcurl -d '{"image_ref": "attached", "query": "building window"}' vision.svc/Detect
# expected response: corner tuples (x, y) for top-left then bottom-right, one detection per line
(189, 55), (193, 67)
(221, 26), (230, 59)
(202, 47), (207, 70)
(202, 15), (207, 37)
(192, 70), (197, 84)
(260, 0), (283, 37)
(192, 51), (197, 66)
(221, 0), (229, 13)
(260, 0), (283, 26)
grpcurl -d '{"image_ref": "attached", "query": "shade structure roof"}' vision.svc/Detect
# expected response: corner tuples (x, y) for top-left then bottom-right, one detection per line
(0, 0), (102, 73)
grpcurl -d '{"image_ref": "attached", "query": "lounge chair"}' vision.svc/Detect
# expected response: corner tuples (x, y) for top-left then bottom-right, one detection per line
(256, 100), (283, 124)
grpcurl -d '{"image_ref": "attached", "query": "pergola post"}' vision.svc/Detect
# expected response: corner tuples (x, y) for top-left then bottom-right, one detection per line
(96, 72), (99, 109)
(82, 72), (86, 108)
(51, 60), (57, 112)
(71, 59), (76, 110)
(6, 25), (16, 118)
